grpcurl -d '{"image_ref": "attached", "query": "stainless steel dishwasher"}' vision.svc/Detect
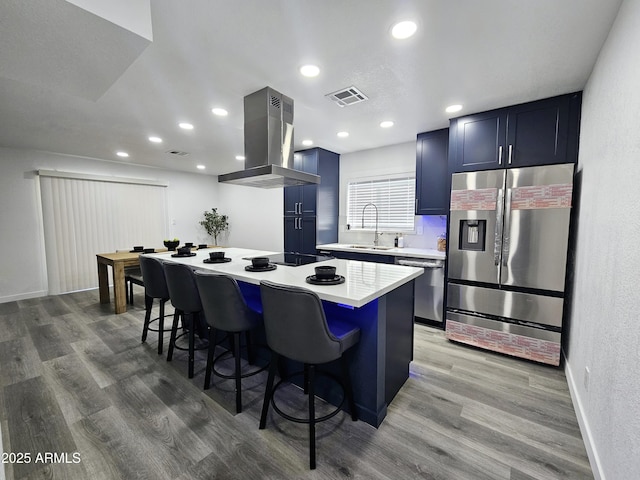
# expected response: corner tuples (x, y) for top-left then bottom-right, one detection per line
(396, 257), (445, 324)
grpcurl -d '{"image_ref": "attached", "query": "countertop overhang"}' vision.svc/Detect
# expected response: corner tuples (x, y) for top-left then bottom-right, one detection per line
(148, 247), (423, 308)
(316, 243), (446, 260)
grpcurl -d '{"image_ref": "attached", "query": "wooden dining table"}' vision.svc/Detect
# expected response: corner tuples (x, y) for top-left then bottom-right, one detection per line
(97, 246), (214, 313)
(96, 249), (168, 314)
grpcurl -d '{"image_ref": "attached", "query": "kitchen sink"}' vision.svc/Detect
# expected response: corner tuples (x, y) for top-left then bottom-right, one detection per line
(347, 245), (394, 251)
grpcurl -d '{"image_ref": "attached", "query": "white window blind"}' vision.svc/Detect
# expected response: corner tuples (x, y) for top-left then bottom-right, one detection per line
(346, 176), (415, 231)
(39, 173), (168, 294)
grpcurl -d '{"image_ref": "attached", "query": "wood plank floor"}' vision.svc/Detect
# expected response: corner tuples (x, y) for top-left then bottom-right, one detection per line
(0, 290), (592, 479)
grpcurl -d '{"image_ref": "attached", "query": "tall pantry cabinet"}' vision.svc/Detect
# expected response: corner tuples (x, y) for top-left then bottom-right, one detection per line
(284, 148), (339, 254)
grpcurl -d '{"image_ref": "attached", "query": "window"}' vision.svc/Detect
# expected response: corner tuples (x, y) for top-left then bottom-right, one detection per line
(346, 175), (415, 232)
(38, 171), (168, 294)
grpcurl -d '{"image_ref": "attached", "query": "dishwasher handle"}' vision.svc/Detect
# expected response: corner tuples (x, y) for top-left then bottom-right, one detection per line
(397, 259), (444, 268)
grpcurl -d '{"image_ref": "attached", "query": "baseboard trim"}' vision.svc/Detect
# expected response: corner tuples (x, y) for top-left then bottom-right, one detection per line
(564, 354), (605, 480)
(0, 290), (48, 304)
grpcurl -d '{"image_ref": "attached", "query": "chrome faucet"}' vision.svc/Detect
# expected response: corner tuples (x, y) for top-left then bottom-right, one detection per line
(361, 203), (380, 246)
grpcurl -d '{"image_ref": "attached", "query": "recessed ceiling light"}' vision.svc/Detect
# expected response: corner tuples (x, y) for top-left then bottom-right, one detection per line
(148, 136), (162, 143)
(302, 139), (313, 146)
(235, 155), (245, 161)
(300, 65), (320, 77)
(179, 122), (194, 130)
(116, 151), (129, 158)
(391, 20), (417, 39)
(380, 121), (394, 128)
(445, 104), (463, 113)
(196, 164), (206, 170)
(211, 108), (228, 116)
(337, 131), (349, 138)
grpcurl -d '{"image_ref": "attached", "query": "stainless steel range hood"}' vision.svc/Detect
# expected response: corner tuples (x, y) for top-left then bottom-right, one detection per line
(218, 87), (320, 188)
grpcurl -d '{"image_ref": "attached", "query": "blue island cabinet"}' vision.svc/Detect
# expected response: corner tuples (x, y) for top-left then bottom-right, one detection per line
(238, 278), (415, 427)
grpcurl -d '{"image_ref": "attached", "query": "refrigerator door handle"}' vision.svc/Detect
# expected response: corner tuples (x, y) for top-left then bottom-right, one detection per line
(494, 188), (504, 267)
(502, 188), (513, 267)
(498, 145), (503, 166)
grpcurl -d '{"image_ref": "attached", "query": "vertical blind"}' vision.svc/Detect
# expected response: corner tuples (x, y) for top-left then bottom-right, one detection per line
(346, 176), (415, 231)
(39, 173), (168, 294)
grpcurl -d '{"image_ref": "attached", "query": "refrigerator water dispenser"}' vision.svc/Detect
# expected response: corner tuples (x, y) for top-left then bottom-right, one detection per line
(459, 219), (486, 251)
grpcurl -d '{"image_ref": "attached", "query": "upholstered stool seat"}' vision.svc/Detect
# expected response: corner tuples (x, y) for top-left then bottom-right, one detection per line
(163, 263), (209, 378)
(258, 280), (360, 470)
(195, 271), (267, 413)
(138, 256), (174, 355)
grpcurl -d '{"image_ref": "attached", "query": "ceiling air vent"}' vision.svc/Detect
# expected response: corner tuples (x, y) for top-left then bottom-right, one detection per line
(325, 86), (368, 107)
(166, 150), (189, 156)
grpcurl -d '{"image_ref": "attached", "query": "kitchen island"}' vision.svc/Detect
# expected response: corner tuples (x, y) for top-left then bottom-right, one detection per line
(150, 247), (423, 427)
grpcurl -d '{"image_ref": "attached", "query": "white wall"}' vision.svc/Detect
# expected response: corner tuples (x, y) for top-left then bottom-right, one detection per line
(217, 182), (283, 252)
(0, 147), (219, 302)
(566, 1), (640, 479)
(338, 141), (446, 250)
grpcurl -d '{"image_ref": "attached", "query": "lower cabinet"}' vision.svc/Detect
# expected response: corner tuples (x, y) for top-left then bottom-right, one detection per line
(284, 216), (317, 254)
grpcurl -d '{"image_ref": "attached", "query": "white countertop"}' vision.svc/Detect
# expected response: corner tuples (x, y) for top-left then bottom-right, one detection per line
(148, 247), (423, 308)
(317, 243), (446, 260)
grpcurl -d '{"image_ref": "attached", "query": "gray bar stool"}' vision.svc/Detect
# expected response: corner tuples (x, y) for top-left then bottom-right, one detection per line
(163, 263), (208, 378)
(138, 256), (173, 354)
(258, 280), (360, 470)
(194, 271), (267, 413)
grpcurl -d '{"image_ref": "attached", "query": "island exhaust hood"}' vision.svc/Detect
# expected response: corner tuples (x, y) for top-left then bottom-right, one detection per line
(217, 87), (320, 188)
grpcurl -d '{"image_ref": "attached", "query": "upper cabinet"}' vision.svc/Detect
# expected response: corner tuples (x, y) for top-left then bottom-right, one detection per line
(284, 149), (318, 216)
(449, 92), (582, 172)
(415, 128), (449, 216)
(284, 148), (339, 254)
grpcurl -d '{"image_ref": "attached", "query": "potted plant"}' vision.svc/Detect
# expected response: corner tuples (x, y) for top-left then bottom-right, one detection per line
(199, 208), (229, 246)
(163, 238), (180, 251)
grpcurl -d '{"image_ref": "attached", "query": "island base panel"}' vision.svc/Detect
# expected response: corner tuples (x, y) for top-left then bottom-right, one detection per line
(236, 281), (414, 427)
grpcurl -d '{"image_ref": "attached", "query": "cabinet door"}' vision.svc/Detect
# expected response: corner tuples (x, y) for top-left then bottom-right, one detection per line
(506, 96), (570, 168)
(299, 149), (318, 174)
(416, 129), (449, 215)
(300, 216), (317, 254)
(283, 216), (299, 253)
(301, 184), (317, 215)
(284, 186), (301, 216)
(452, 110), (507, 172)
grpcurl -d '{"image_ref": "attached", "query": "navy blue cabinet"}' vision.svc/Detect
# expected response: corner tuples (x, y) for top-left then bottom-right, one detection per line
(415, 128), (449, 216)
(450, 92), (582, 172)
(284, 148), (339, 254)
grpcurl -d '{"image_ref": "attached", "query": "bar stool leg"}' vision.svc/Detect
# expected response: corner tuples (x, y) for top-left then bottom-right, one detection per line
(204, 328), (217, 389)
(157, 300), (166, 355)
(308, 364), (316, 470)
(188, 313), (196, 379)
(303, 363), (310, 394)
(142, 295), (152, 343)
(234, 332), (242, 413)
(260, 352), (279, 429)
(167, 310), (180, 362)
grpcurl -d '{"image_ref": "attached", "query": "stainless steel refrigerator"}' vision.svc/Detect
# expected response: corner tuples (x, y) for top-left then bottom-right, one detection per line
(446, 163), (574, 366)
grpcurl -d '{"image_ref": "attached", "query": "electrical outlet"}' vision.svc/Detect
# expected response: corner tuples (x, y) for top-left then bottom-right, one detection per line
(584, 366), (590, 391)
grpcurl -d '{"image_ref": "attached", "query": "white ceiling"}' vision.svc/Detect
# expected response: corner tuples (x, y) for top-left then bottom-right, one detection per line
(0, 0), (623, 176)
